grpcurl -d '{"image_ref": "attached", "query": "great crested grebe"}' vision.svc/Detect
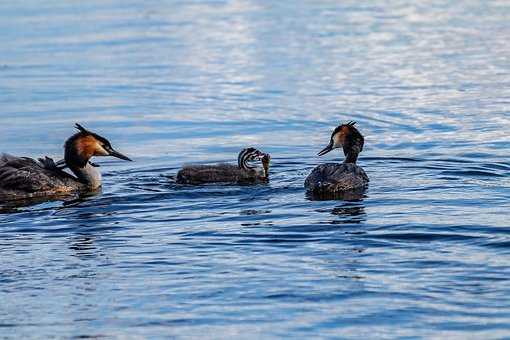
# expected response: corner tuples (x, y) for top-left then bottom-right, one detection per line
(305, 121), (369, 194)
(0, 124), (132, 201)
(176, 147), (270, 185)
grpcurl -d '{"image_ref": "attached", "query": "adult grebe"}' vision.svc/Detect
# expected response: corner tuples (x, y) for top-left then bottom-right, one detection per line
(176, 147), (270, 185)
(0, 124), (132, 201)
(305, 121), (368, 194)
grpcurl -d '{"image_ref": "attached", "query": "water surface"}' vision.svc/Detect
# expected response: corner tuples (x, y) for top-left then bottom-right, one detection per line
(1, 0), (510, 338)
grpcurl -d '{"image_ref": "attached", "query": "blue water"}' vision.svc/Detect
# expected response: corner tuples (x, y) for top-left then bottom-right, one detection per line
(1, 0), (510, 338)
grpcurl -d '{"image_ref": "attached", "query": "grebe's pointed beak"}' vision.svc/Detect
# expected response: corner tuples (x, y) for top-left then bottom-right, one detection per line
(317, 141), (334, 156)
(109, 148), (132, 161)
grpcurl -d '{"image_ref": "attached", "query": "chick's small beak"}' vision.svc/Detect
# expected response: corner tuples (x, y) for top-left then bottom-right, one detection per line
(109, 148), (132, 161)
(317, 141), (334, 157)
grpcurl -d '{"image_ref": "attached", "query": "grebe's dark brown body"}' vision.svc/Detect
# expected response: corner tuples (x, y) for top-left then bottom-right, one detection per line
(305, 122), (369, 194)
(0, 154), (85, 201)
(176, 148), (270, 185)
(0, 124), (132, 202)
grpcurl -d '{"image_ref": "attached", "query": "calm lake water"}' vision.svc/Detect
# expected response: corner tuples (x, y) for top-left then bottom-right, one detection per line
(1, 0), (510, 338)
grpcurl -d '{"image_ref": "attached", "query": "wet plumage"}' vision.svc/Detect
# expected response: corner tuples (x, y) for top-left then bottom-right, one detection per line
(0, 154), (82, 201)
(305, 162), (368, 193)
(0, 124), (132, 202)
(176, 148), (270, 185)
(305, 121), (369, 194)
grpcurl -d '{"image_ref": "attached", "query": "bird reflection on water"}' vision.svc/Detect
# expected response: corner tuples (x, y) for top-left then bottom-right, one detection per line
(69, 235), (99, 260)
(331, 203), (366, 223)
(0, 189), (102, 214)
(314, 199), (367, 226)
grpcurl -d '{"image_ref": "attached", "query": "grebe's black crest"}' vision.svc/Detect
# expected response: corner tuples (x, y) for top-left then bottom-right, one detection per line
(73, 123), (110, 147)
(75, 123), (88, 134)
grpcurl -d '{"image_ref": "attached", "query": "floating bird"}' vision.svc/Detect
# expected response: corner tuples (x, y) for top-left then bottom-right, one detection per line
(0, 123), (132, 202)
(176, 147), (270, 185)
(305, 121), (369, 194)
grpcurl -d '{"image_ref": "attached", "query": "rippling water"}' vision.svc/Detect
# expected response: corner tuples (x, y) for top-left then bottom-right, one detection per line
(1, 0), (510, 338)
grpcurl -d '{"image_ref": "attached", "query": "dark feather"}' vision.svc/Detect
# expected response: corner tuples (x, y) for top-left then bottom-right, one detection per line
(0, 154), (82, 201)
(176, 164), (266, 185)
(75, 123), (89, 133)
(304, 163), (369, 193)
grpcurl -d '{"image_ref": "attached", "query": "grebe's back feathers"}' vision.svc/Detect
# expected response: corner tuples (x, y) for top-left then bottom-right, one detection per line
(177, 163), (264, 185)
(0, 154), (81, 200)
(305, 162), (368, 193)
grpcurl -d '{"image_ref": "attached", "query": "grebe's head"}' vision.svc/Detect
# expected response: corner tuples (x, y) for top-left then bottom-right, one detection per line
(65, 123), (132, 168)
(238, 147), (270, 173)
(317, 121), (364, 159)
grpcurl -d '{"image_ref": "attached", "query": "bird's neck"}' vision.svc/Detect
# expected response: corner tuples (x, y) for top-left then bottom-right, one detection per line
(68, 162), (102, 189)
(343, 151), (358, 164)
(239, 160), (256, 171)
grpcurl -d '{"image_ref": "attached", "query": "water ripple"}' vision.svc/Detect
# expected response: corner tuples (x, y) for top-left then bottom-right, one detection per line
(1, 0), (510, 338)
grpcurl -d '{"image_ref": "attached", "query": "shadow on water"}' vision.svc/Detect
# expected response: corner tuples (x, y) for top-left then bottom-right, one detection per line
(312, 200), (367, 226)
(330, 202), (366, 224)
(68, 235), (100, 261)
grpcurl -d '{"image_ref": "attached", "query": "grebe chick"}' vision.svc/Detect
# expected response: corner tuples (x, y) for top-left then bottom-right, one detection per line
(0, 124), (132, 202)
(305, 121), (369, 194)
(176, 148), (270, 185)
